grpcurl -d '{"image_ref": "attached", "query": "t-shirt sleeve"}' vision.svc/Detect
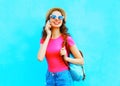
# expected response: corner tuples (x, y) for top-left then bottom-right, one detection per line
(67, 36), (75, 47)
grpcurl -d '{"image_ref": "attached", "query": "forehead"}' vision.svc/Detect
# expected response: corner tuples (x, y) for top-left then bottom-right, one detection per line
(51, 11), (62, 16)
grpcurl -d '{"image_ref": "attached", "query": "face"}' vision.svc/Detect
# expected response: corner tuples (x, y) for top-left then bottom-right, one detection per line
(49, 11), (64, 28)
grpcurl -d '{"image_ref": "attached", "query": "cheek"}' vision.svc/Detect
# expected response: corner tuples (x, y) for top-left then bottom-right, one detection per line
(50, 22), (55, 26)
(49, 19), (54, 24)
(59, 22), (63, 26)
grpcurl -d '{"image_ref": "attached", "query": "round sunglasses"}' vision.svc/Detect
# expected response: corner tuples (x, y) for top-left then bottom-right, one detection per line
(50, 15), (64, 20)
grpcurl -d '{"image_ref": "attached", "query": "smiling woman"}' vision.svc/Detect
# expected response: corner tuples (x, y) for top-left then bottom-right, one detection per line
(37, 8), (84, 86)
(49, 11), (63, 28)
(0, 0), (120, 86)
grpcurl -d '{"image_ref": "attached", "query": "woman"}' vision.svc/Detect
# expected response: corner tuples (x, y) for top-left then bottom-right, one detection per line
(37, 8), (84, 86)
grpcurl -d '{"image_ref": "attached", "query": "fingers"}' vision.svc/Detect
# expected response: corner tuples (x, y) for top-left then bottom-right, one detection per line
(46, 20), (50, 25)
(60, 47), (66, 56)
(45, 20), (51, 30)
(60, 47), (65, 52)
(45, 20), (51, 36)
(61, 47), (65, 49)
(47, 20), (51, 27)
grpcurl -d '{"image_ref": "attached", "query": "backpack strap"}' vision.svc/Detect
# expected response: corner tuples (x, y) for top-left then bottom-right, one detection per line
(62, 35), (86, 80)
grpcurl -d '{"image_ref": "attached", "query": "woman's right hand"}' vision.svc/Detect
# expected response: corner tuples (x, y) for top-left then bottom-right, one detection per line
(45, 20), (51, 36)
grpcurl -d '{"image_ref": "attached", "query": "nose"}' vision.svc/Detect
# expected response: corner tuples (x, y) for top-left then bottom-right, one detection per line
(55, 17), (59, 20)
(54, 18), (59, 21)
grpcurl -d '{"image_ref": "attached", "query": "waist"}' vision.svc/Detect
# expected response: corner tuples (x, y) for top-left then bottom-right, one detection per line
(48, 65), (69, 72)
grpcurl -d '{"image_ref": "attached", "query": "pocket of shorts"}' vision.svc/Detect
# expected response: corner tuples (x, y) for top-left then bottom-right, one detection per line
(58, 70), (72, 81)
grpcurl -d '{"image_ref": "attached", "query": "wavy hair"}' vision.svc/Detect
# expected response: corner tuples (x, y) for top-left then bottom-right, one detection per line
(41, 8), (70, 40)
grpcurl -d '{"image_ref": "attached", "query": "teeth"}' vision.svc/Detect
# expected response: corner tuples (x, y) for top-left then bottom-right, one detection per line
(54, 22), (60, 25)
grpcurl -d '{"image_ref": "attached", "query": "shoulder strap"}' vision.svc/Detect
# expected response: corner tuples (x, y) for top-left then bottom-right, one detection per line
(61, 35), (70, 67)
(62, 35), (70, 55)
(62, 35), (86, 80)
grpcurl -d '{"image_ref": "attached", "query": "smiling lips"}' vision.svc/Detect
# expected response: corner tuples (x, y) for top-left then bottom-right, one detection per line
(53, 21), (61, 25)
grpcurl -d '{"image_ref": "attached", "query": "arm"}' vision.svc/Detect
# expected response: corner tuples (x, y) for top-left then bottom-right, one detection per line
(37, 35), (51, 61)
(60, 45), (84, 65)
(37, 20), (51, 61)
(66, 45), (84, 65)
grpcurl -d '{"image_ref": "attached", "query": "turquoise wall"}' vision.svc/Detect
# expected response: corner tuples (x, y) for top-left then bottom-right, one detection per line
(0, 0), (120, 86)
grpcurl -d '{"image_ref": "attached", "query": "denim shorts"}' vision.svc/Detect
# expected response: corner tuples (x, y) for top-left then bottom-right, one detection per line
(45, 70), (74, 86)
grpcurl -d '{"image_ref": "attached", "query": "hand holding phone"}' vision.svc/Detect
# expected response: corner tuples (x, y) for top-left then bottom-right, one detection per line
(45, 20), (51, 36)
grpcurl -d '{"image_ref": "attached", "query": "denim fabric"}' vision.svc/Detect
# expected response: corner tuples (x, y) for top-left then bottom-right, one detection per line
(46, 70), (74, 86)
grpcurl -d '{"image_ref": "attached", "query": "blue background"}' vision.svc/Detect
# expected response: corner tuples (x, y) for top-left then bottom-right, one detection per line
(0, 0), (120, 86)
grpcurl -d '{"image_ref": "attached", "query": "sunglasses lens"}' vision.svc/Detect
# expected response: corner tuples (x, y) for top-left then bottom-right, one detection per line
(58, 16), (64, 20)
(50, 15), (64, 20)
(50, 15), (56, 19)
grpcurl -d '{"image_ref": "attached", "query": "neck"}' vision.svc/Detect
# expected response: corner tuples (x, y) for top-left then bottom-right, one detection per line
(51, 27), (61, 39)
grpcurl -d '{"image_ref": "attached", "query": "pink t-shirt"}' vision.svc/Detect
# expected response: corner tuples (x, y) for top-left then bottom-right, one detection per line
(40, 35), (75, 72)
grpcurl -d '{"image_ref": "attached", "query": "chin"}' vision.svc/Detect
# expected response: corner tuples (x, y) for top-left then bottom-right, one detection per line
(52, 25), (61, 28)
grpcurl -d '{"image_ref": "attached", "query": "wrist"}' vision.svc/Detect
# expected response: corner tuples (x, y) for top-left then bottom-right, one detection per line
(63, 55), (68, 61)
(46, 34), (51, 38)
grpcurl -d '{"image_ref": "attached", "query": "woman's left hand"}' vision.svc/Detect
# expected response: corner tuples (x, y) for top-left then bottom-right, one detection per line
(60, 47), (67, 60)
